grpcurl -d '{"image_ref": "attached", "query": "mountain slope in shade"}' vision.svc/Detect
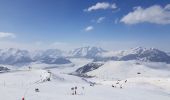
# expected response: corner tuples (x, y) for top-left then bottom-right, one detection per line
(69, 46), (106, 58)
(76, 62), (104, 74)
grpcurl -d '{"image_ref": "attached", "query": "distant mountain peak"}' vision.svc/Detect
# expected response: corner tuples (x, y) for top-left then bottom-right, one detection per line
(96, 47), (170, 63)
(0, 48), (71, 65)
(69, 46), (106, 58)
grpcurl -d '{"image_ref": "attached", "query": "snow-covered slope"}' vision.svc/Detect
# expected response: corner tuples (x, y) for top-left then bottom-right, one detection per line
(0, 61), (170, 100)
(86, 61), (170, 80)
(69, 46), (106, 58)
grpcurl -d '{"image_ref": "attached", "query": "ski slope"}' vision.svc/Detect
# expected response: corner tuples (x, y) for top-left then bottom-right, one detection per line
(0, 59), (170, 100)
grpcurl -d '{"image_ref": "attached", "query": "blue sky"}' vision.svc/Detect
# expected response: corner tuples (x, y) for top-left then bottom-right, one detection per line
(0, 0), (170, 51)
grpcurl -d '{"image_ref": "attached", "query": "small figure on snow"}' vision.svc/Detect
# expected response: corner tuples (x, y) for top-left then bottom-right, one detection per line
(28, 66), (32, 70)
(116, 82), (119, 84)
(35, 88), (40, 92)
(71, 87), (74, 95)
(74, 86), (77, 95)
(47, 77), (51, 81)
(90, 83), (95, 86)
(112, 85), (116, 88)
(125, 80), (127, 83)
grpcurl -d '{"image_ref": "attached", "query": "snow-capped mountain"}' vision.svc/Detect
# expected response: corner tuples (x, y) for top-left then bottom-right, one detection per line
(167, 52), (170, 56)
(32, 49), (63, 60)
(0, 47), (170, 65)
(97, 47), (170, 63)
(0, 48), (71, 65)
(119, 47), (170, 63)
(0, 48), (33, 65)
(69, 46), (106, 58)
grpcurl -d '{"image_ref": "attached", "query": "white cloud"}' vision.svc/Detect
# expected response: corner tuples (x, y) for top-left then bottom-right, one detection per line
(85, 26), (94, 31)
(0, 41), (73, 51)
(121, 4), (170, 25)
(97, 17), (105, 23)
(0, 32), (16, 38)
(85, 2), (117, 12)
(165, 4), (170, 10)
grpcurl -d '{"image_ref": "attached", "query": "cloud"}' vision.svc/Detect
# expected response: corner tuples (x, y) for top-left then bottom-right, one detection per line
(85, 2), (117, 12)
(97, 17), (105, 23)
(0, 32), (16, 38)
(85, 26), (94, 31)
(165, 4), (170, 10)
(121, 4), (170, 25)
(0, 41), (74, 51)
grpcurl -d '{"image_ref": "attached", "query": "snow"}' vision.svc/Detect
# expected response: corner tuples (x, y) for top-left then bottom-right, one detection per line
(97, 47), (170, 63)
(0, 59), (170, 100)
(98, 47), (147, 58)
(87, 61), (170, 79)
(69, 46), (106, 58)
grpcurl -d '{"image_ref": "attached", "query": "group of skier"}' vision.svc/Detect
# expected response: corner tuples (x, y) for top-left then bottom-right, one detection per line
(112, 80), (128, 89)
(71, 86), (85, 95)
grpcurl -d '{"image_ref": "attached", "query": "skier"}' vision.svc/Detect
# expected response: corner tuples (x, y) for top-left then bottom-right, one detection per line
(74, 86), (77, 95)
(90, 83), (94, 86)
(125, 80), (127, 83)
(35, 88), (40, 92)
(71, 87), (74, 95)
(22, 97), (25, 100)
(112, 84), (116, 88)
(28, 66), (31, 70)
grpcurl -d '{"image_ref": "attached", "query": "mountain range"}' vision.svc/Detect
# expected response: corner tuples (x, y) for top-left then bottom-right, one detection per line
(0, 46), (170, 65)
(68, 46), (106, 58)
(95, 47), (170, 63)
(0, 48), (70, 65)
